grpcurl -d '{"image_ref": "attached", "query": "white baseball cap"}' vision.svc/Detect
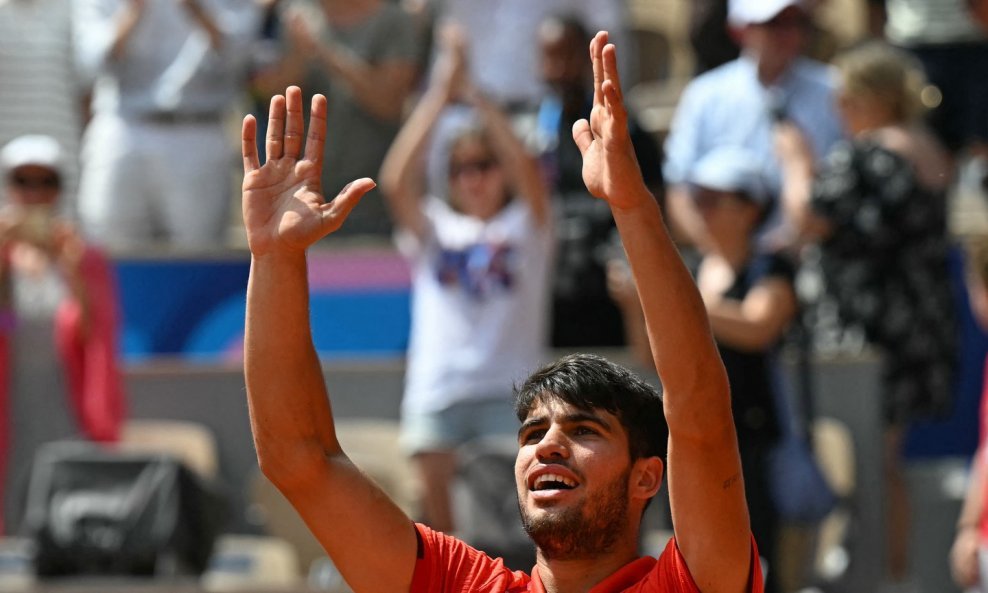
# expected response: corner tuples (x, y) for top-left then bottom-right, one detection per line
(728, 0), (808, 26)
(689, 146), (771, 204)
(0, 135), (64, 178)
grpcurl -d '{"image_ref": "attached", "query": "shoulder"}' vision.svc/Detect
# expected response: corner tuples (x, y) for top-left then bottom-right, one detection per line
(410, 523), (531, 593)
(790, 57), (839, 91)
(682, 59), (745, 98)
(647, 537), (764, 593)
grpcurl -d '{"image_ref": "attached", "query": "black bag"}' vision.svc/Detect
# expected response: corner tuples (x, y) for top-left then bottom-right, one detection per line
(22, 442), (226, 577)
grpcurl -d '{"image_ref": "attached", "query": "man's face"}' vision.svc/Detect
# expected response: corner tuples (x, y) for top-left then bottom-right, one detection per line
(6, 165), (60, 207)
(514, 398), (635, 560)
(741, 6), (809, 75)
(539, 26), (587, 98)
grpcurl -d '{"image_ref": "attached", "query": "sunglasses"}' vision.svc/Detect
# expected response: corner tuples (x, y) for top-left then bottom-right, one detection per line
(762, 13), (810, 30)
(449, 158), (498, 179)
(10, 173), (60, 190)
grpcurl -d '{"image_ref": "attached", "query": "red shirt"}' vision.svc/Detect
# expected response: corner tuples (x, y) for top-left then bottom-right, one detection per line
(410, 523), (764, 593)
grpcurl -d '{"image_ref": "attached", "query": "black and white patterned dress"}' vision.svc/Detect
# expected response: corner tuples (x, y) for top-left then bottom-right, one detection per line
(810, 140), (957, 425)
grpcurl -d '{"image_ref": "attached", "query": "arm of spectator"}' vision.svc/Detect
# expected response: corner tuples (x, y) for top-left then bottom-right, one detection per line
(951, 447), (985, 589)
(468, 92), (550, 227)
(666, 184), (712, 248)
(606, 258), (653, 369)
(242, 87), (418, 593)
(72, 0), (145, 70)
(286, 11), (416, 122)
(775, 121), (831, 243)
(704, 277), (797, 352)
(378, 28), (469, 240)
(178, 0), (224, 49)
(576, 32), (752, 593)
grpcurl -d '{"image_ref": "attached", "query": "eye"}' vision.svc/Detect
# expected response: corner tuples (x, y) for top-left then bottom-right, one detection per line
(574, 425), (599, 437)
(520, 428), (546, 445)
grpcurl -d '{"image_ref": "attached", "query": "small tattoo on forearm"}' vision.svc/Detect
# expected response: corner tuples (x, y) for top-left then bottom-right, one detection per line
(723, 473), (741, 490)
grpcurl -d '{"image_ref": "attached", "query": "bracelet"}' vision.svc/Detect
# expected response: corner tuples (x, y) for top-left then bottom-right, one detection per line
(957, 521), (979, 532)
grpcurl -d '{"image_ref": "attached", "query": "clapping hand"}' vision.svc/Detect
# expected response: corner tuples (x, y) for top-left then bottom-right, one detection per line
(241, 86), (374, 257)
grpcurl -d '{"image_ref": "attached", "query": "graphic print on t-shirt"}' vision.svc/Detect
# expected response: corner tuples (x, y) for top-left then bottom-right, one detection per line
(435, 241), (517, 300)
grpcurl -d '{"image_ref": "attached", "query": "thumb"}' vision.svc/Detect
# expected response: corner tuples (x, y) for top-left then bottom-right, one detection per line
(320, 177), (376, 231)
(572, 119), (593, 156)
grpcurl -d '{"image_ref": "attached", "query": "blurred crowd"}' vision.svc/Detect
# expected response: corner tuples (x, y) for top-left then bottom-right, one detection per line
(2, 0), (988, 591)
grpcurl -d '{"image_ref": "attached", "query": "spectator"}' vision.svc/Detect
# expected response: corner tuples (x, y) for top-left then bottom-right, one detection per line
(530, 15), (662, 348)
(688, 0), (740, 75)
(611, 148), (796, 593)
(74, 0), (259, 251)
(378, 28), (552, 534)
(663, 0), (844, 251)
(430, 0), (627, 110)
(257, 0), (421, 238)
(777, 40), (957, 592)
(881, 0), (988, 166)
(0, 135), (125, 533)
(0, 0), (83, 207)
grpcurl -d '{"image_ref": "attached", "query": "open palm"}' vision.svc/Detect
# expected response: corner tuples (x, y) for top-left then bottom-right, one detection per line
(242, 87), (374, 256)
(572, 33), (644, 210)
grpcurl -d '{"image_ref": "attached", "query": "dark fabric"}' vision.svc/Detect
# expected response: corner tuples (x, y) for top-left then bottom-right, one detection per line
(688, 0), (740, 74)
(811, 140), (957, 425)
(902, 42), (988, 152)
(547, 97), (663, 347)
(718, 253), (795, 448)
(714, 251), (795, 593)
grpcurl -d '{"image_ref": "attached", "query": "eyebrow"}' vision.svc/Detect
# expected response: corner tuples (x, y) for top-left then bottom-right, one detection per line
(517, 411), (613, 439)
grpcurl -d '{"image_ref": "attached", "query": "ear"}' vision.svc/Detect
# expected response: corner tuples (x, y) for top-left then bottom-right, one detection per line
(630, 456), (664, 501)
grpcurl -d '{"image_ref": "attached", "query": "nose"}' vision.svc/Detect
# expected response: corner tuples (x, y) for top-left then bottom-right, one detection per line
(534, 424), (570, 461)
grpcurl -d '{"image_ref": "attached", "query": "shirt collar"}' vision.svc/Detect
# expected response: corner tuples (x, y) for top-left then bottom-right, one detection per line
(529, 557), (657, 593)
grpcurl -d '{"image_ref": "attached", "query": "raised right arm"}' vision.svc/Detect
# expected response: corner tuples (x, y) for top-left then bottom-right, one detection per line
(243, 87), (417, 593)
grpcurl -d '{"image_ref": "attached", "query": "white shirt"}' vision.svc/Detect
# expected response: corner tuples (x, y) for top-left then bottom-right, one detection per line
(74, 0), (259, 118)
(397, 197), (554, 414)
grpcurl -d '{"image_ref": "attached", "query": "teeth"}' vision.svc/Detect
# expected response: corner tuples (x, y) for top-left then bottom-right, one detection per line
(533, 473), (576, 490)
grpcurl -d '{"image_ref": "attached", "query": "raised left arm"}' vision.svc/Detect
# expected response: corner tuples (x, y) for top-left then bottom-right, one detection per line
(574, 32), (754, 593)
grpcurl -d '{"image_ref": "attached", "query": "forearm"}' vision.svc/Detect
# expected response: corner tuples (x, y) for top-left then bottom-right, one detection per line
(245, 251), (342, 487)
(318, 47), (411, 121)
(181, 0), (224, 49)
(379, 90), (444, 231)
(665, 185), (710, 248)
(707, 301), (776, 352)
(473, 95), (548, 223)
(610, 189), (733, 434)
(108, 1), (143, 61)
(959, 451), (987, 532)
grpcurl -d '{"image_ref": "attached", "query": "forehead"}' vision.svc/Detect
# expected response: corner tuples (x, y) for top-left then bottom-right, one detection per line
(9, 164), (58, 179)
(522, 396), (620, 428)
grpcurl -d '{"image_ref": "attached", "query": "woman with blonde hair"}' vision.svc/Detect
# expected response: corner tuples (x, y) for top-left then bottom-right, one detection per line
(777, 40), (957, 592)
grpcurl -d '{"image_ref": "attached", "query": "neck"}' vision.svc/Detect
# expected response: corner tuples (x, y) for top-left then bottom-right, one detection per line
(535, 537), (639, 593)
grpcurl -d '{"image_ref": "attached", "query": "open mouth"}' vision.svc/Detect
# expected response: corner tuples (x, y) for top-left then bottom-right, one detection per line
(532, 473), (577, 491)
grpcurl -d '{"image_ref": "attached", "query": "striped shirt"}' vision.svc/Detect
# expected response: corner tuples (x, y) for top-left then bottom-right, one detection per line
(0, 0), (82, 205)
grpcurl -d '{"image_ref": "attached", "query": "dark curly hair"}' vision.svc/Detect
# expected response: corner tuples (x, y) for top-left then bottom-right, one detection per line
(514, 353), (668, 462)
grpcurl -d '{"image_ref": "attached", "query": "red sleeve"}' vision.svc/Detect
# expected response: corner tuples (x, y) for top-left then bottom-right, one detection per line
(652, 536), (764, 593)
(410, 523), (531, 593)
(55, 245), (126, 442)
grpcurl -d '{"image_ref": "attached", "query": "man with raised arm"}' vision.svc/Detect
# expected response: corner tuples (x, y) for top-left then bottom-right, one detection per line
(242, 32), (763, 593)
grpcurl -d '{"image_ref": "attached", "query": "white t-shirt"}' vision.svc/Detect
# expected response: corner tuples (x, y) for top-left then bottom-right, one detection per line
(397, 197), (554, 415)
